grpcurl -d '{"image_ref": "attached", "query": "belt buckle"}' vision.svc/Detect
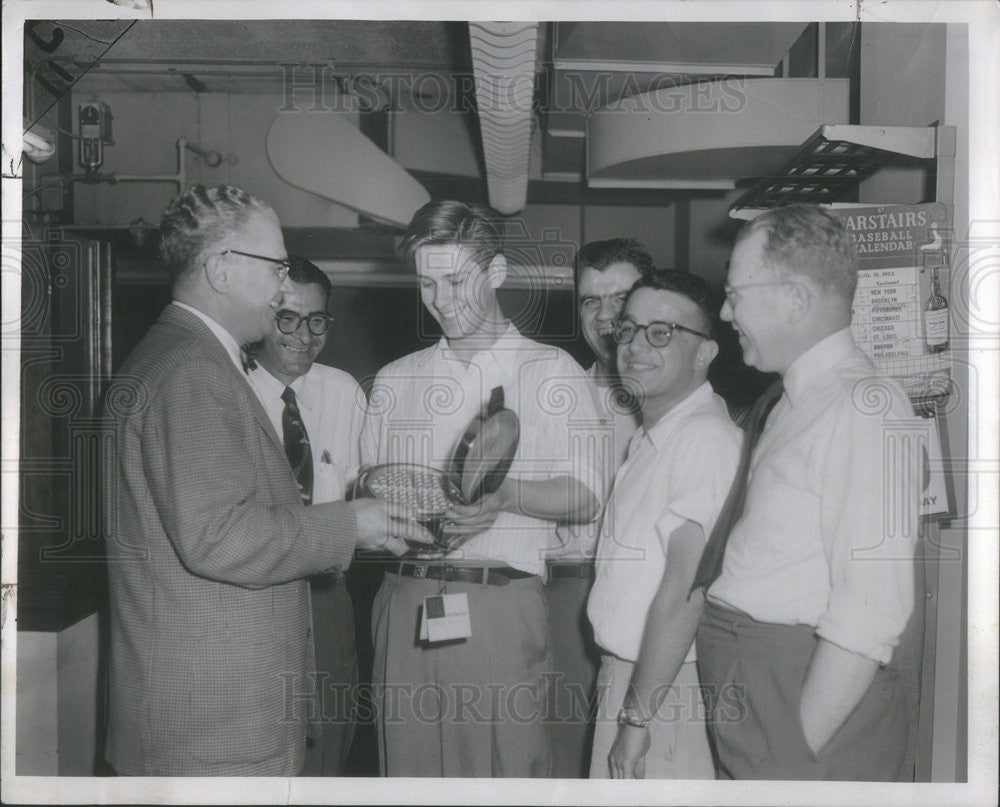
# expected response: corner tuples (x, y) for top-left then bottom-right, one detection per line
(412, 563), (428, 579)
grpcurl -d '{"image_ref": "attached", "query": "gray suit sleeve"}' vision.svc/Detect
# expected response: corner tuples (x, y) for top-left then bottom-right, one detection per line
(142, 358), (357, 587)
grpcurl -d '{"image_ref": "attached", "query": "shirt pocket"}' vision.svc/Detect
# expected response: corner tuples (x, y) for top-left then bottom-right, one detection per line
(315, 458), (348, 503)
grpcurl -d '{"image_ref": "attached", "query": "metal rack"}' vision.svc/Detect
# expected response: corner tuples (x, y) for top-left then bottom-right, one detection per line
(729, 124), (954, 219)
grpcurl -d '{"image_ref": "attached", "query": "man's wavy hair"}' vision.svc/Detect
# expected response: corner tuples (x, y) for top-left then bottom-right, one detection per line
(159, 185), (279, 286)
(626, 269), (721, 341)
(736, 203), (858, 300)
(573, 237), (656, 287)
(399, 200), (504, 273)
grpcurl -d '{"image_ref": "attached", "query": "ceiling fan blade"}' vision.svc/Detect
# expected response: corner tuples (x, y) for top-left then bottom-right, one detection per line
(267, 112), (429, 228)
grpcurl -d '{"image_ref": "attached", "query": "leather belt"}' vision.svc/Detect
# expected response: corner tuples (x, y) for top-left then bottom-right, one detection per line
(391, 562), (535, 587)
(547, 560), (596, 580)
(309, 568), (343, 590)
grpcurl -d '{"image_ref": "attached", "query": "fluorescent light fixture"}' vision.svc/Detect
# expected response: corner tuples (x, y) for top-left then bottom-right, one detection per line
(22, 121), (55, 163)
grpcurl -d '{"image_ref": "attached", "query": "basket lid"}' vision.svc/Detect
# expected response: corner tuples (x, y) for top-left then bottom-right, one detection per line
(449, 386), (519, 503)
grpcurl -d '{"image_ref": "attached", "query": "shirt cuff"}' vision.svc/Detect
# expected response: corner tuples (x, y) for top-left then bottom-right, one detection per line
(816, 604), (905, 665)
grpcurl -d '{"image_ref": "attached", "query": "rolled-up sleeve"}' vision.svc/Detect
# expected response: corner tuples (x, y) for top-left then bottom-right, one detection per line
(656, 419), (742, 552)
(816, 380), (921, 664)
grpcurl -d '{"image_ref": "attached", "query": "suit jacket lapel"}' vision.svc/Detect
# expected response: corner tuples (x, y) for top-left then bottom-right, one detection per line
(159, 304), (284, 449)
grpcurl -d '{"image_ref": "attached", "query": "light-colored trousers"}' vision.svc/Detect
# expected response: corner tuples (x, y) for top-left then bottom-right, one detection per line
(589, 655), (715, 779)
(372, 571), (554, 777)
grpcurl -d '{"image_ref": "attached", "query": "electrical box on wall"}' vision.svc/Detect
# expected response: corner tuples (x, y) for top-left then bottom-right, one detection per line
(78, 99), (114, 172)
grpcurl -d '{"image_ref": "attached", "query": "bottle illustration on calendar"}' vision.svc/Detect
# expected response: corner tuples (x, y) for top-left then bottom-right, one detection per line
(923, 265), (949, 354)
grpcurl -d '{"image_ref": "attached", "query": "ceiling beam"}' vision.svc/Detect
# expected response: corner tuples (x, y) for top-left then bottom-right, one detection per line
(409, 170), (716, 208)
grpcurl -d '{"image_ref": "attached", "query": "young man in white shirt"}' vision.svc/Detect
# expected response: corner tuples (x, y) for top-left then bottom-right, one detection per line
(696, 203), (920, 780)
(587, 270), (742, 779)
(546, 238), (653, 778)
(245, 256), (367, 775)
(361, 200), (603, 777)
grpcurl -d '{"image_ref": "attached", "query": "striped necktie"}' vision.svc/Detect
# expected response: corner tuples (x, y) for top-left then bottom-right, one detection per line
(689, 379), (784, 597)
(281, 386), (313, 506)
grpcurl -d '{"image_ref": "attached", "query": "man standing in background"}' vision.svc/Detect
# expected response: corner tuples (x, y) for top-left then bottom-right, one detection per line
(245, 256), (366, 775)
(545, 238), (653, 778)
(694, 203), (921, 780)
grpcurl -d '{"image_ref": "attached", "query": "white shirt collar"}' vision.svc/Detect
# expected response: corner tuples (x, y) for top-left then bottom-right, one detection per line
(783, 328), (857, 405)
(642, 380), (715, 450)
(249, 363), (314, 410)
(420, 321), (522, 382)
(172, 301), (243, 375)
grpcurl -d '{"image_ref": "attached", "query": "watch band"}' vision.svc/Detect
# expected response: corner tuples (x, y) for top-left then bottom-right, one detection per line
(617, 706), (651, 729)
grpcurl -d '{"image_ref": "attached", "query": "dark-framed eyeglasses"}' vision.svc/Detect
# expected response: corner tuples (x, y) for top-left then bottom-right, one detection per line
(275, 309), (333, 336)
(220, 249), (291, 280)
(613, 317), (711, 348)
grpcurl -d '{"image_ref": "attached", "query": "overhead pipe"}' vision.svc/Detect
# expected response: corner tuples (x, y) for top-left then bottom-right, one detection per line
(48, 137), (222, 189)
(469, 22), (541, 215)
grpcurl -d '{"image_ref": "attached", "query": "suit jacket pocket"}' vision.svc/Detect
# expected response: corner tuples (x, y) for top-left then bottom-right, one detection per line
(152, 638), (298, 767)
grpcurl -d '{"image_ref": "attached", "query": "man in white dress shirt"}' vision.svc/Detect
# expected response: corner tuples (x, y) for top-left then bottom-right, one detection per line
(361, 200), (603, 777)
(246, 256), (367, 775)
(545, 238), (653, 778)
(695, 204), (921, 780)
(587, 270), (741, 779)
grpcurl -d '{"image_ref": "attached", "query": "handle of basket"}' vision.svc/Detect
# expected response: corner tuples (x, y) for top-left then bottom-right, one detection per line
(487, 385), (504, 416)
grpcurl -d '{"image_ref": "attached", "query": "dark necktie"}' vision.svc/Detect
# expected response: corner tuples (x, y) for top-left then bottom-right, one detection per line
(281, 386), (313, 506)
(689, 379), (785, 597)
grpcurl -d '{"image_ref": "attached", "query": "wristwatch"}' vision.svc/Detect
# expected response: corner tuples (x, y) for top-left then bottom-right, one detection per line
(617, 706), (651, 729)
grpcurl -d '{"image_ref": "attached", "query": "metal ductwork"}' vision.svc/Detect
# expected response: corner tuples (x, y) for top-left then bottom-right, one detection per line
(469, 22), (540, 215)
(587, 78), (850, 190)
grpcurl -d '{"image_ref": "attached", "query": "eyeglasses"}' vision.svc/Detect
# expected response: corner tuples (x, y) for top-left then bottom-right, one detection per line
(275, 309), (333, 336)
(613, 317), (710, 348)
(723, 280), (791, 307)
(220, 249), (292, 280)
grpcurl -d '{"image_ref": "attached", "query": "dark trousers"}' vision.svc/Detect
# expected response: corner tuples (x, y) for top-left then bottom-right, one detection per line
(696, 601), (908, 781)
(301, 577), (358, 776)
(544, 574), (600, 778)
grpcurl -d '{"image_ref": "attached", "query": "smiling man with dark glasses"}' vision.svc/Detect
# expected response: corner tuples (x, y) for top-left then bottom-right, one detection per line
(244, 254), (368, 777)
(274, 308), (334, 336)
(587, 269), (741, 780)
(613, 317), (711, 349)
(546, 239), (655, 779)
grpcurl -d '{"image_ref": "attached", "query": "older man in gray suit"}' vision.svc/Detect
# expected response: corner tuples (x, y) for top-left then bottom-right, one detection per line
(103, 185), (429, 776)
